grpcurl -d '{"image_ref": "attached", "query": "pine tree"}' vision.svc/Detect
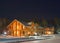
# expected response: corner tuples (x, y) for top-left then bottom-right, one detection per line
(41, 17), (48, 27)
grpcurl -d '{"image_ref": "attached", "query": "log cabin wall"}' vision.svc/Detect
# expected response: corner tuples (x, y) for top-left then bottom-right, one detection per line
(7, 19), (26, 37)
(7, 19), (35, 37)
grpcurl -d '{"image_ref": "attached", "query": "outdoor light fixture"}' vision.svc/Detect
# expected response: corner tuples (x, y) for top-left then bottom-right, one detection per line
(4, 31), (7, 35)
(34, 32), (37, 35)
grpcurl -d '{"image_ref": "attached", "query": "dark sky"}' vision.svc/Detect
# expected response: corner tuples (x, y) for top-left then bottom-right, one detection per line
(0, 0), (60, 20)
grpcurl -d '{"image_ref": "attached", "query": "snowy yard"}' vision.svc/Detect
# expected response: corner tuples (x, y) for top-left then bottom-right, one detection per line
(0, 34), (60, 43)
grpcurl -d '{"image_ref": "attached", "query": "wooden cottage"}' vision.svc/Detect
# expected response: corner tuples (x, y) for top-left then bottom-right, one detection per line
(7, 19), (35, 37)
(7, 19), (26, 37)
(44, 27), (54, 35)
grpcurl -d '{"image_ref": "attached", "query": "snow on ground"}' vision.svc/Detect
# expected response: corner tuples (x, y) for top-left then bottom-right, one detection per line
(0, 34), (60, 43)
(21, 34), (60, 43)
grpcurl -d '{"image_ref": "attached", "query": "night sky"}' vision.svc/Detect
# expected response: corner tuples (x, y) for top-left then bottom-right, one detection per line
(0, 0), (60, 20)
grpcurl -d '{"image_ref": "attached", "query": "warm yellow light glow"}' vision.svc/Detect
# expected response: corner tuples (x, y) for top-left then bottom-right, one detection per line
(28, 32), (30, 34)
(17, 31), (19, 34)
(14, 31), (17, 36)
(13, 22), (17, 31)
(17, 31), (20, 36)
(48, 31), (51, 34)
(7, 19), (36, 37)
(14, 31), (16, 34)
(45, 31), (52, 35)
(17, 25), (19, 29)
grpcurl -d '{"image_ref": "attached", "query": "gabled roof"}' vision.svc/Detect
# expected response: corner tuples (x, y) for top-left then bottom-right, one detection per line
(7, 19), (25, 28)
